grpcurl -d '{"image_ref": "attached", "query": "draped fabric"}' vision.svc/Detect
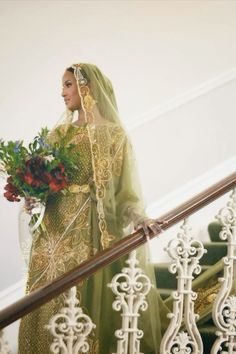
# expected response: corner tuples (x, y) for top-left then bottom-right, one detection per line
(18, 63), (169, 353)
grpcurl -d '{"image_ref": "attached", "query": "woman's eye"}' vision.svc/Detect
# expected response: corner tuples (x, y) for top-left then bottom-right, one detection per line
(66, 83), (72, 88)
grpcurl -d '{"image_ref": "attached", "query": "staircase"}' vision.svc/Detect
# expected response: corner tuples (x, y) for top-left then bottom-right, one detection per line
(1, 171), (236, 354)
(154, 221), (226, 354)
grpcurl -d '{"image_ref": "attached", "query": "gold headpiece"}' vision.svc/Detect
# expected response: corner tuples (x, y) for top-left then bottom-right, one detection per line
(71, 64), (88, 86)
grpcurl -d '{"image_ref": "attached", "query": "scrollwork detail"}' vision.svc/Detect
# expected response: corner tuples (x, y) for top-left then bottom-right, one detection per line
(160, 219), (205, 354)
(108, 251), (152, 354)
(46, 287), (95, 354)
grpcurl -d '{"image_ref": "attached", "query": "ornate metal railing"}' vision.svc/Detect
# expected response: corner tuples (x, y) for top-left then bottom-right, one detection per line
(0, 172), (236, 353)
(211, 188), (236, 354)
(0, 172), (235, 330)
(46, 287), (95, 354)
(108, 250), (152, 354)
(160, 218), (205, 354)
(42, 187), (236, 354)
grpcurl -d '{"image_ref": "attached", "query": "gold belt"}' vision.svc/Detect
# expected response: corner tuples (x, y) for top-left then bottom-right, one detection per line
(67, 184), (90, 194)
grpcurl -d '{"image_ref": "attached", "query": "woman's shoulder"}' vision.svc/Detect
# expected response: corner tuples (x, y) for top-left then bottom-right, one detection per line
(93, 122), (127, 142)
(93, 120), (125, 133)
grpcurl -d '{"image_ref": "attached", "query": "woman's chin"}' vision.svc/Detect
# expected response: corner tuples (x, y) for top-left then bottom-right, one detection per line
(66, 105), (74, 112)
(68, 105), (79, 112)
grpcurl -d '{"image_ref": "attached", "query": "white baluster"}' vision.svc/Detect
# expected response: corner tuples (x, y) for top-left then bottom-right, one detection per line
(160, 218), (206, 354)
(211, 188), (236, 354)
(46, 286), (95, 354)
(108, 250), (152, 354)
(0, 330), (12, 354)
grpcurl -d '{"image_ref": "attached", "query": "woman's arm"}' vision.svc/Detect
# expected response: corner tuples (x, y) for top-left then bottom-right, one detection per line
(112, 126), (163, 236)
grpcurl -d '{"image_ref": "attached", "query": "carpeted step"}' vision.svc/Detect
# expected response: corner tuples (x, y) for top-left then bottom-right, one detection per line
(208, 221), (223, 242)
(157, 288), (173, 300)
(200, 242), (227, 265)
(154, 263), (177, 289)
(154, 242), (226, 290)
(199, 325), (217, 354)
(154, 263), (210, 290)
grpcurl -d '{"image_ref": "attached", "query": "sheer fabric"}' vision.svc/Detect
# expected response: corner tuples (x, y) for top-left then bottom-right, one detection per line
(18, 63), (169, 354)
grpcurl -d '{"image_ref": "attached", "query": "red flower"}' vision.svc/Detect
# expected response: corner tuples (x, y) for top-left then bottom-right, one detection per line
(24, 172), (34, 185)
(49, 178), (67, 192)
(4, 179), (21, 202)
(31, 178), (42, 187)
(41, 171), (53, 184)
(5, 183), (17, 193)
(4, 191), (21, 202)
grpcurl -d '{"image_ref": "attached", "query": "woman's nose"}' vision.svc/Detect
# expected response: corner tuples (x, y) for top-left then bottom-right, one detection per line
(61, 87), (66, 97)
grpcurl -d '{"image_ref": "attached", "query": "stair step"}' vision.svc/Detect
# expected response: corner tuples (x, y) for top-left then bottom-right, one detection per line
(157, 265), (215, 300)
(199, 325), (217, 354)
(154, 263), (209, 289)
(154, 243), (226, 290)
(157, 288), (173, 300)
(208, 221), (224, 242)
(154, 263), (176, 289)
(200, 242), (227, 265)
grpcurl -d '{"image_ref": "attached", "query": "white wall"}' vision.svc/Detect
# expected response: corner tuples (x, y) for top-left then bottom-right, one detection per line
(131, 78), (236, 206)
(1, 0), (236, 138)
(0, 0), (236, 291)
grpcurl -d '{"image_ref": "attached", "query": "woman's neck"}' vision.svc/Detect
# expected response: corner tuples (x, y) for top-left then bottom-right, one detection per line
(74, 109), (86, 126)
(74, 106), (106, 126)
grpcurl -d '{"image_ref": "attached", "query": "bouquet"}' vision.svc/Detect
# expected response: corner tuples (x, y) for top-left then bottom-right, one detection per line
(0, 127), (79, 206)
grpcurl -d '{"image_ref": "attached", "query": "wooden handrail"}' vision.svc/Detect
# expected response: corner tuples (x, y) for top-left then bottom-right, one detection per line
(0, 171), (235, 329)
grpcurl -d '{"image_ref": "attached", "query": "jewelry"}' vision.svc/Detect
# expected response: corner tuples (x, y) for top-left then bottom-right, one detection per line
(71, 64), (88, 86)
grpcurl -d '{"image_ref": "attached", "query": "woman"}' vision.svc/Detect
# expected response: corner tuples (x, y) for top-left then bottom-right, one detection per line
(18, 63), (168, 354)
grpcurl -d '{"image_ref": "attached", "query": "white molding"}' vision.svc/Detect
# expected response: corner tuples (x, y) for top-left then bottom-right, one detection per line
(0, 279), (25, 310)
(128, 67), (236, 131)
(147, 154), (236, 217)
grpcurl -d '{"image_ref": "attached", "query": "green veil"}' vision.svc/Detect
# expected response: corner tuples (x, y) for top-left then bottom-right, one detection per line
(55, 62), (148, 249)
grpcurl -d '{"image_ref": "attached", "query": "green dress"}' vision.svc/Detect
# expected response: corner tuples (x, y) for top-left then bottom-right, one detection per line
(18, 123), (168, 354)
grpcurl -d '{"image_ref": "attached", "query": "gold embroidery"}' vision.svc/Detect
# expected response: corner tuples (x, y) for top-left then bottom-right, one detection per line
(111, 126), (125, 176)
(88, 338), (99, 354)
(25, 123), (125, 295)
(29, 234), (92, 291)
(87, 125), (115, 249)
(195, 280), (221, 315)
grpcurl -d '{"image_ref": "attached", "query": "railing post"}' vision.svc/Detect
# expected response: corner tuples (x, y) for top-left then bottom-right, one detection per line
(211, 188), (236, 354)
(108, 250), (152, 354)
(46, 286), (95, 354)
(160, 218), (206, 354)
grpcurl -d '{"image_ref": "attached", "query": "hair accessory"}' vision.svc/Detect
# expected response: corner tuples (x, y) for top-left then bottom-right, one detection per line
(71, 64), (87, 86)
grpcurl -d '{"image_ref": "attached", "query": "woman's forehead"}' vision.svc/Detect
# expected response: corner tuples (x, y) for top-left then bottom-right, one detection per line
(62, 70), (75, 82)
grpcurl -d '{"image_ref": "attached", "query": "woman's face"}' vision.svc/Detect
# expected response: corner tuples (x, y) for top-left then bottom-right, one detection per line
(61, 70), (81, 111)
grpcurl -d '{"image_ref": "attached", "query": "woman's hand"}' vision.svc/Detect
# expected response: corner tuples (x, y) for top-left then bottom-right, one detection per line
(134, 218), (165, 237)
